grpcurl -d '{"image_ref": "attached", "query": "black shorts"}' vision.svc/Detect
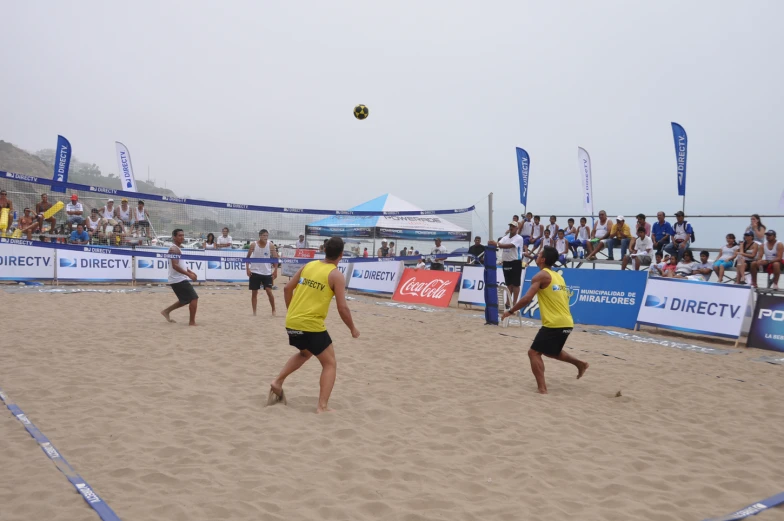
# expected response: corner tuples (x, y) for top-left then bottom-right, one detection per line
(287, 329), (332, 356)
(249, 273), (274, 290)
(430, 262), (445, 271)
(170, 280), (198, 304)
(502, 260), (523, 287)
(530, 327), (572, 356)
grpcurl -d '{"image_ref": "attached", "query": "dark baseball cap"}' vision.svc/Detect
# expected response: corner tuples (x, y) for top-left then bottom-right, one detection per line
(766, 230), (776, 236)
(744, 231), (754, 236)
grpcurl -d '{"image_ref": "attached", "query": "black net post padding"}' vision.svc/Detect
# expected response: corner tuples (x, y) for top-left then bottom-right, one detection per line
(483, 246), (498, 325)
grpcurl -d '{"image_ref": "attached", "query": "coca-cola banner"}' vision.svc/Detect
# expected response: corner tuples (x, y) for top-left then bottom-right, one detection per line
(393, 268), (461, 308)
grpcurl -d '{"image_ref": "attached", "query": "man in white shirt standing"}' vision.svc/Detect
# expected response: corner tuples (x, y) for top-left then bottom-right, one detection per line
(246, 229), (278, 316)
(622, 227), (654, 271)
(295, 234), (308, 249)
(217, 227), (233, 249)
(491, 222), (527, 304)
(430, 238), (448, 271)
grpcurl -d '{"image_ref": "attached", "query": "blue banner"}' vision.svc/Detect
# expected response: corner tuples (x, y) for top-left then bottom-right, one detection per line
(516, 147), (530, 206)
(520, 267), (647, 329)
(51, 135), (72, 193)
(747, 294), (784, 352)
(483, 247), (498, 324)
(671, 122), (687, 196)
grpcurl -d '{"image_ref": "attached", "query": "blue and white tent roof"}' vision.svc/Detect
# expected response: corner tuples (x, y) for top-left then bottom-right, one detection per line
(307, 193), (468, 233)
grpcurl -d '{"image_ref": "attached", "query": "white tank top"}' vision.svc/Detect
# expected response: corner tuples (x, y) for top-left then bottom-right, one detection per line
(532, 224), (543, 239)
(577, 225), (590, 241)
(548, 224), (558, 237)
(249, 241), (273, 276)
(521, 221), (533, 237)
(168, 246), (190, 284)
(541, 237), (554, 248)
(117, 206), (131, 221)
(86, 216), (101, 231)
(555, 238), (567, 253)
(102, 206), (114, 220)
(134, 208), (146, 221)
(595, 220), (609, 239)
(763, 241), (781, 261)
(719, 244), (738, 261)
(204, 242), (216, 250)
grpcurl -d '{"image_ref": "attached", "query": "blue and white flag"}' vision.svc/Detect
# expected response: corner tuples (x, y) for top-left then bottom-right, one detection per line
(115, 141), (138, 192)
(51, 135), (72, 193)
(516, 147), (530, 206)
(671, 122), (688, 196)
(577, 147), (593, 216)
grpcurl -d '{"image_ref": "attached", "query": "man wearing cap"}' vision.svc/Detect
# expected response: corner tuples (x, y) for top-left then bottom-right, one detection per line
(65, 194), (84, 231)
(608, 216), (632, 260)
(491, 222), (527, 303)
(115, 198), (132, 228)
(751, 230), (783, 290)
(295, 234), (308, 249)
(664, 211), (694, 261)
(100, 198), (119, 233)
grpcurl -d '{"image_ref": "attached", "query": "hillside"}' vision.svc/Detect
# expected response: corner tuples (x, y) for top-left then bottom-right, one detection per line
(0, 140), (180, 198)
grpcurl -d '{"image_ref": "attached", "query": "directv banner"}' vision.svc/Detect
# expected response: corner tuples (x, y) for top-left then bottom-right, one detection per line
(637, 277), (753, 339)
(135, 257), (207, 282)
(520, 267), (647, 329)
(0, 242), (55, 280)
(458, 265), (487, 307)
(204, 252), (252, 282)
(376, 228), (471, 241)
(747, 294), (784, 352)
(57, 249), (133, 281)
(348, 260), (403, 294)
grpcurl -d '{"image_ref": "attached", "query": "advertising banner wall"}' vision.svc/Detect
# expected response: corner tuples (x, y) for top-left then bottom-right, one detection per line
(393, 268), (461, 307)
(637, 277), (753, 339)
(57, 248), (133, 281)
(204, 254), (250, 282)
(348, 260), (403, 294)
(520, 267), (647, 329)
(0, 240), (55, 280)
(458, 265), (487, 307)
(747, 294), (784, 352)
(135, 257), (207, 282)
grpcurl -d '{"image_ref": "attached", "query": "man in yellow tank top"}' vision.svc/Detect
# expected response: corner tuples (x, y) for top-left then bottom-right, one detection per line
(268, 237), (360, 413)
(502, 246), (589, 394)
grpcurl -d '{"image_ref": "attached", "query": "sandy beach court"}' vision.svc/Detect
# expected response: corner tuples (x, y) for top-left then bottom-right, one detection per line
(1, 286), (783, 521)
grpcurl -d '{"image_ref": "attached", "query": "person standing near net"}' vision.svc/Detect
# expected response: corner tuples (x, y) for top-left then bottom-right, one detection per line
(268, 237), (359, 413)
(161, 229), (199, 326)
(501, 246), (588, 394)
(246, 229), (278, 316)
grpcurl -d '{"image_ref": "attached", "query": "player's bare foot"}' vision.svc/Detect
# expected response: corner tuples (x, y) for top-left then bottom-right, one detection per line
(316, 406), (334, 414)
(271, 309), (277, 317)
(577, 361), (589, 379)
(161, 311), (176, 323)
(188, 321), (198, 326)
(537, 388), (548, 395)
(270, 380), (284, 398)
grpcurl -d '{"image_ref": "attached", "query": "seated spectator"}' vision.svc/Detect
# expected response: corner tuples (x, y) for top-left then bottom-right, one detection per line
(416, 258), (426, 270)
(18, 208), (40, 240)
(100, 199), (119, 233)
(519, 212), (534, 246)
(377, 240), (389, 258)
(745, 214), (767, 243)
(530, 215), (544, 249)
(661, 254), (678, 277)
(735, 231), (759, 285)
(674, 249), (699, 279)
(608, 216), (632, 260)
(563, 218), (578, 242)
(649, 252), (666, 277)
(109, 223), (126, 246)
(570, 217), (591, 257)
(695, 251), (713, 282)
(400, 246), (408, 257)
(651, 211), (673, 255)
(217, 227), (233, 249)
(35, 193), (56, 234)
(132, 200), (151, 237)
(69, 223), (90, 245)
(622, 227), (653, 271)
(713, 234), (739, 282)
(85, 209), (103, 241)
(115, 198), (133, 228)
(664, 211), (694, 261)
(635, 214), (651, 237)
(66, 194), (84, 230)
(362, 248), (368, 257)
(389, 241), (396, 256)
(203, 233), (216, 249)
(751, 230), (783, 289)
(555, 229), (569, 264)
(535, 228), (555, 258)
(38, 234), (50, 243)
(546, 215), (559, 240)
(468, 236), (485, 264)
(586, 210), (613, 259)
(0, 190), (14, 227)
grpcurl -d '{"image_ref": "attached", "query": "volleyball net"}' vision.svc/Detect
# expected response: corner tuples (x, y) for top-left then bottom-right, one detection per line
(0, 171), (479, 254)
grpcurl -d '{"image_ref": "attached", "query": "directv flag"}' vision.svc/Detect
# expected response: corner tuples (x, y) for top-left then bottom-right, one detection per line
(577, 147), (593, 216)
(51, 135), (72, 193)
(516, 147), (530, 206)
(671, 122), (688, 196)
(115, 141), (138, 192)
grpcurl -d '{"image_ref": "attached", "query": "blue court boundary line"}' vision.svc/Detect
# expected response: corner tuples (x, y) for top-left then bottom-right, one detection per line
(0, 386), (121, 521)
(702, 491), (784, 521)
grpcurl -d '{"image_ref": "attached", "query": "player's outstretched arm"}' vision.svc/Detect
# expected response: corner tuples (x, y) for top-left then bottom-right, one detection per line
(330, 270), (359, 338)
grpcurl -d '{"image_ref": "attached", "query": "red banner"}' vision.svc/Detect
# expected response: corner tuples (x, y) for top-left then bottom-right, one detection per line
(392, 268), (461, 307)
(294, 249), (316, 259)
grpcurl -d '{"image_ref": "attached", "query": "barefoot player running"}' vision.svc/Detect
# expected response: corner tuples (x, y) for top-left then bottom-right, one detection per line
(502, 246), (588, 394)
(160, 229), (199, 326)
(268, 237), (359, 413)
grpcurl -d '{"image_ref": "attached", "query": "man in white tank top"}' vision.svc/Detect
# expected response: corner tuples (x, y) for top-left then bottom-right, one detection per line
(751, 230), (783, 289)
(246, 229), (278, 315)
(116, 198), (132, 227)
(161, 229), (199, 325)
(585, 210), (613, 259)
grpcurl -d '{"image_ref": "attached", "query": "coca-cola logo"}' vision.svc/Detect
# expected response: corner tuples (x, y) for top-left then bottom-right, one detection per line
(399, 277), (453, 300)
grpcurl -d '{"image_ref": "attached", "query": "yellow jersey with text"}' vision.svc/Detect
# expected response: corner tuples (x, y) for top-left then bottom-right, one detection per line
(285, 261), (336, 332)
(537, 268), (574, 328)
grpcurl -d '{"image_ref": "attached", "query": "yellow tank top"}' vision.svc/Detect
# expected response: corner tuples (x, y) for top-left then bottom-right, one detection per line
(285, 261), (336, 332)
(537, 268), (574, 328)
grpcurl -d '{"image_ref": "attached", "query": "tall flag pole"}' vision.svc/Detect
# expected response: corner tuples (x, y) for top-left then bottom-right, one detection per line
(577, 147), (594, 223)
(115, 142), (138, 192)
(671, 122), (688, 213)
(51, 135), (72, 193)
(516, 147), (530, 214)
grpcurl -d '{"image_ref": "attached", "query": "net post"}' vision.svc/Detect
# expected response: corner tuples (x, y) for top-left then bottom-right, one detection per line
(484, 246), (498, 325)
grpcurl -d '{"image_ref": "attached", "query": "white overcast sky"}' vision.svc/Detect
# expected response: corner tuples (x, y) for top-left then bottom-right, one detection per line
(3, 1), (783, 233)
